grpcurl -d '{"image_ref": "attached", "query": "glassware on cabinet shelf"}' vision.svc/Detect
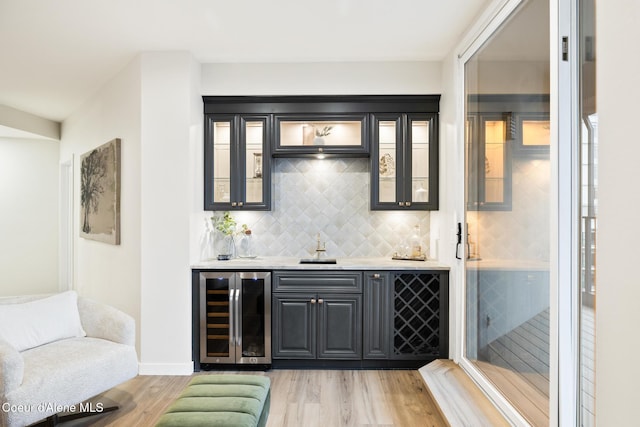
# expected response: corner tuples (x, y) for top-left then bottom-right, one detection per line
(253, 153), (262, 178)
(415, 182), (428, 202)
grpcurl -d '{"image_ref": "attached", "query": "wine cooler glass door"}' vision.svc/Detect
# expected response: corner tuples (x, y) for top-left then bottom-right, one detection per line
(200, 272), (236, 363)
(236, 272), (271, 364)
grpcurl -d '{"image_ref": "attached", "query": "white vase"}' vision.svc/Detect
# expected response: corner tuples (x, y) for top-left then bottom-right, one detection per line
(313, 136), (325, 145)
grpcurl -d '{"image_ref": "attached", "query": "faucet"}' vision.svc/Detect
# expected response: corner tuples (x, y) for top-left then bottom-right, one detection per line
(314, 233), (326, 259)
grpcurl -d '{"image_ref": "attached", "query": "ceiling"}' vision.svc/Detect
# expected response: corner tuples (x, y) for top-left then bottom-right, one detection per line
(0, 0), (492, 125)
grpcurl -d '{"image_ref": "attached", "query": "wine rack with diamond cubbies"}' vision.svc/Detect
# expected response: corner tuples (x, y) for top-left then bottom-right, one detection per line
(392, 272), (449, 360)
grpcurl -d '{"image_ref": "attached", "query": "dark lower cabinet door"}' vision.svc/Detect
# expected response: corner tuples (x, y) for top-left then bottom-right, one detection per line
(363, 272), (391, 359)
(272, 293), (316, 359)
(317, 294), (362, 359)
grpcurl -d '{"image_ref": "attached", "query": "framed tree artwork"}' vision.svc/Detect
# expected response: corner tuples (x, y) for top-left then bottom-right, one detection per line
(80, 138), (121, 244)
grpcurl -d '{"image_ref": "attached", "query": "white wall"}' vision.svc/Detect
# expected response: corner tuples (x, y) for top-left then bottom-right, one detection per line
(596, 0), (640, 424)
(60, 56), (142, 350)
(201, 62), (442, 96)
(0, 138), (59, 295)
(139, 52), (200, 375)
(60, 52), (201, 374)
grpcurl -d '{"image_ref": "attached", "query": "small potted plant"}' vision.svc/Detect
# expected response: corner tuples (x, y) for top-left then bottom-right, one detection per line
(313, 125), (333, 145)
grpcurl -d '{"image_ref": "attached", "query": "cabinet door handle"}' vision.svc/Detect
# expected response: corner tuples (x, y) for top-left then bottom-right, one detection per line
(231, 202), (237, 207)
(237, 201), (244, 207)
(405, 201), (412, 207)
(318, 298), (324, 304)
(373, 273), (380, 279)
(311, 298), (316, 304)
(398, 201), (405, 207)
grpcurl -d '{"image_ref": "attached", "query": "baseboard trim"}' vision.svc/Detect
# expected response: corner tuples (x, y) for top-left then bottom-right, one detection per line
(138, 362), (194, 376)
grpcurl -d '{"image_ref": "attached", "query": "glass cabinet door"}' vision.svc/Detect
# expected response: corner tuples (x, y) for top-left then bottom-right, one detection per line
(204, 114), (270, 210)
(211, 116), (233, 206)
(240, 116), (269, 209)
(376, 117), (400, 204)
(371, 113), (438, 210)
(409, 115), (431, 204)
(274, 114), (368, 157)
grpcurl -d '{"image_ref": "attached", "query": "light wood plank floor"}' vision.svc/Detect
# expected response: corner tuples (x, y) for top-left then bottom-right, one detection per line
(62, 370), (446, 427)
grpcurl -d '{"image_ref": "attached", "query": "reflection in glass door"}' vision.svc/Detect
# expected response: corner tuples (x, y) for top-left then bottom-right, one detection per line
(579, 0), (597, 424)
(463, 0), (550, 424)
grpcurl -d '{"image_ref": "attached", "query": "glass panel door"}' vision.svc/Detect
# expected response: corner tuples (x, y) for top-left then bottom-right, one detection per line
(212, 119), (232, 204)
(463, 0), (550, 424)
(200, 272), (234, 363)
(243, 119), (264, 205)
(377, 117), (399, 204)
(278, 119), (362, 147)
(237, 272), (271, 364)
(579, 0), (597, 424)
(410, 118), (430, 203)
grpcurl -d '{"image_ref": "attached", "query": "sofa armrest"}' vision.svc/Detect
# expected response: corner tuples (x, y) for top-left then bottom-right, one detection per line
(77, 298), (135, 346)
(0, 338), (23, 396)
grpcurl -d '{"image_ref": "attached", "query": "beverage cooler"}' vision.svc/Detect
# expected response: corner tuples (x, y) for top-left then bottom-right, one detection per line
(199, 271), (271, 365)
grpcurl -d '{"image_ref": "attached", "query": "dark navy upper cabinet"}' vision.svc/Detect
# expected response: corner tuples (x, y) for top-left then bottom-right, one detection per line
(204, 113), (271, 210)
(203, 95), (440, 210)
(370, 112), (439, 210)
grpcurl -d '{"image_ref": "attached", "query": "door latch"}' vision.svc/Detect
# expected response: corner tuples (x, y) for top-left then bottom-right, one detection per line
(455, 222), (463, 260)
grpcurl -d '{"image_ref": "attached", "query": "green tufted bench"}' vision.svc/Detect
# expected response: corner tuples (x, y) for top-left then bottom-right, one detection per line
(155, 374), (271, 427)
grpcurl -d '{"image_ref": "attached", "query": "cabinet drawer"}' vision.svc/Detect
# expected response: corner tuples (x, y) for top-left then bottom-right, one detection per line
(273, 271), (362, 293)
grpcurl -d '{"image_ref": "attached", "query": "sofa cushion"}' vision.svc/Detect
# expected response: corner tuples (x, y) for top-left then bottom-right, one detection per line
(0, 291), (86, 352)
(4, 336), (138, 427)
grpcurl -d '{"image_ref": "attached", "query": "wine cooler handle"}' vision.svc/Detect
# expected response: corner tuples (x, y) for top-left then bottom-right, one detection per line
(234, 287), (241, 349)
(229, 288), (235, 346)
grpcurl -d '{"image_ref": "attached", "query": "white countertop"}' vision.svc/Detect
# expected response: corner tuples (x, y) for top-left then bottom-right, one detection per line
(191, 256), (450, 271)
(191, 256), (549, 271)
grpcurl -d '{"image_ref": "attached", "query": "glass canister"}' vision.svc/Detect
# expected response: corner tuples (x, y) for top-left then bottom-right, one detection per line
(237, 228), (256, 258)
(408, 224), (426, 259)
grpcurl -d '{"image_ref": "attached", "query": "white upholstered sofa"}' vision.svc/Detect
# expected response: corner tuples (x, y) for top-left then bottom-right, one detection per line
(0, 291), (138, 427)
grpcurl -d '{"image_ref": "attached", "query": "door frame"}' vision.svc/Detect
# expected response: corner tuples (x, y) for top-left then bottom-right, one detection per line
(452, 0), (569, 425)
